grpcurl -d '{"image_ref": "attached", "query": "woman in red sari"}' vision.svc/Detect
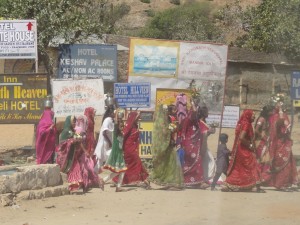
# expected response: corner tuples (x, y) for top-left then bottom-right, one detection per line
(113, 111), (150, 189)
(222, 109), (264, 192)
(268, 102), (299, 191)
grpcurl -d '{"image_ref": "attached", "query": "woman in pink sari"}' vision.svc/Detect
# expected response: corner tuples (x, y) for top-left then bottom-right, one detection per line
(56, 115), (101, 193)
(222, 109), (264, 192)
(268, 102), (299, 191)
(113, 111), (150, 189)
(36, 109), (57, 164)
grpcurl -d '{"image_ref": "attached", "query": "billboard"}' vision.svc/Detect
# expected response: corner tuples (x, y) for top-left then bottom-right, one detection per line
(0, 74), (47, 124)
(51, 78), (105, 117)
(291, 71), (300, 100)
(58, 44), (117, 81)
(0, 20), (37, 59)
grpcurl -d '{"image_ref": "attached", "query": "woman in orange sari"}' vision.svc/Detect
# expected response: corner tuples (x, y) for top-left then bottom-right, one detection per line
(222, 109), (264, 192)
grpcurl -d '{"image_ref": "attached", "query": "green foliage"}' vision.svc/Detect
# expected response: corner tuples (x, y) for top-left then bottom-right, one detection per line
(0, 0), (130, 73)
(170, 0), (180, 5)
(233, 0), (300, 61)
(139, 2), (222, 42)
(140, 0), (151, 3)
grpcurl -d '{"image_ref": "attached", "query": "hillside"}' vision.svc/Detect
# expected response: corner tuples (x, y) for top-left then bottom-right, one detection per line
(112, 0), (261, 38)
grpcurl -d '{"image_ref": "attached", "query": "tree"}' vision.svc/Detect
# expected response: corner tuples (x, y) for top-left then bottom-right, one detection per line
(0, 0), (130, 73)
(233, 0), (300, 61)
(139, 2), (222, 42)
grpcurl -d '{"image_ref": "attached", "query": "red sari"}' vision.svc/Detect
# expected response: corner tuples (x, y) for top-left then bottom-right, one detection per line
(181, 110), (204, 186)
(268, 111), (298, 189)
(84, 107), (96, 156)
(114, 112), (148, 184)
(224, 110), (261, 191)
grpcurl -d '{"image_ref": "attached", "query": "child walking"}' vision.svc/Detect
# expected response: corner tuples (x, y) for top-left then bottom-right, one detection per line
(211, 133), (231, 191)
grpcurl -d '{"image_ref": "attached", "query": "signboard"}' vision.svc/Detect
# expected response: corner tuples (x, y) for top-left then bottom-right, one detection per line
(0, 20), (38, 59)
(0, 74), (47, 124)
(58, 44), (117, 81)
(139, 121), (153, 158)
(291, 71), (300, 100)
(205, 105), (240, 128)
(114, 82), (151, 108)
(51, 78), (105, 117)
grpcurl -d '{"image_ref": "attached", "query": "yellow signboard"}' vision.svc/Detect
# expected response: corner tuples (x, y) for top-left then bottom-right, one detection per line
(294, 100), (300, 107)
(155, 88), (192, 110)
(139, 121), (153, 158)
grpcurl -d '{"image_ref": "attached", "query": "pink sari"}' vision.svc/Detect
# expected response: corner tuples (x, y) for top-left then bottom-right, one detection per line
(224, 110), (261, 191)
(35, 109), (57, 164)
(181, 110), (204, 186)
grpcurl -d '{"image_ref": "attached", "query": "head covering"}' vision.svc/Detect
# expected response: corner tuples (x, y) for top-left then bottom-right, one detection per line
(75, 115), (88, 137)
(123, 111), (139, 138)
(236, 109), (254, 137)
(59, 115), (75, 143)
(152, 105), (171, 156)
(36, 109), (57, 164)
(84, 107), (96, 155)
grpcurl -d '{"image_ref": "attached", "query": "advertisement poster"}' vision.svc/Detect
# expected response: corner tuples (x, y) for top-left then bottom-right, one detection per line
(155, 88), (191, 110)
(58, 44), (117, 81)
(0, 20), (38, 59)
(0, 74), (47, 124)
(52, 78), (105, 117)
(129, 39), (180, 78)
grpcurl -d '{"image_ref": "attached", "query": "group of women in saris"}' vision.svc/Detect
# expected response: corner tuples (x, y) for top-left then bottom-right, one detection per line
(95, 107), (150, 192)
(223, 99), (299, 192)
(151, 98), (217, 190)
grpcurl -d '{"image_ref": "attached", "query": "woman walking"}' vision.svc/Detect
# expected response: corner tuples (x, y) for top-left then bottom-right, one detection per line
(222, 109), (264, 192)
(113, 111), (150, 189)
(151, 104), (184, 190)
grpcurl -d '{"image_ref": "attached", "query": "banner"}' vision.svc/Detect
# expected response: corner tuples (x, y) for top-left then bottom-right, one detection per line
(155, 88), (191, 110)
(0, 74), (47, 124)
(0, 20), (37, 59)
(58, 44), (117, 81)
(52, 78), (105, 117)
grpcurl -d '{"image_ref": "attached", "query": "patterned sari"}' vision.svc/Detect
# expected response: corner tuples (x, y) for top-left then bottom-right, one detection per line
(151, 105), (184, 188)
(181, 110), (203, 186)
(56, 115), (99, 192)
(224, 110), (261, 191)
(268, 111), (298, 189)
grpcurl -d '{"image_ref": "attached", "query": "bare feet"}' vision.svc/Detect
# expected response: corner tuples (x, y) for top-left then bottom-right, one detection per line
(99, 178), (105, 191)
(116, 187), (127, 192)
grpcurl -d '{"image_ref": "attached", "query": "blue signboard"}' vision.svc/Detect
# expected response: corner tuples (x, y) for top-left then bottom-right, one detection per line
(291, 71), (300, 100)
(58, 44), (117, 81)
(114, 83), (151, 108)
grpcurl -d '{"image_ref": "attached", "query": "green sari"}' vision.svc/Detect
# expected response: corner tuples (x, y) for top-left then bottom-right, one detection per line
(56, 115), (77, 173)
(103, 123), (127, 173)
(151, 105), (184, 188)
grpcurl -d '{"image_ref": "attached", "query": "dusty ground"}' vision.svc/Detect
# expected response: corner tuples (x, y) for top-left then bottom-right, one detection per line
(0, 116), (300, 225)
